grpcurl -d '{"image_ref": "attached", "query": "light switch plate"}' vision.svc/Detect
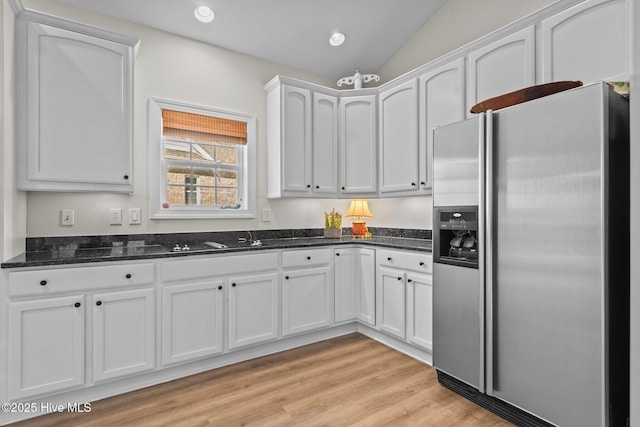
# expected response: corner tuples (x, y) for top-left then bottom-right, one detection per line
(262, 208), (272, 222)
(129, 208), (142, 225)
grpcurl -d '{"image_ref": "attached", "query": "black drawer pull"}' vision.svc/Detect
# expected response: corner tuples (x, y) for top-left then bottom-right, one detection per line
(285, 276), (290, 280)
(306, 256), (311, 260)
(419, 262), (425, 266)
(218, 285), (223, 290)
(40, 280), (47, 286)
(96, 301), (103, 306)
(387, 257), (392, 261)
(124, 175), (129, 180)
(232, 283), (237, 287)
(306, 184), (311, 188)
(336, 252), (340, 256)
(420, 181), (426, 185)
(74, 302), (81, 308)
(397, 277), (402, 281)
(411, 182), (416, 186)
(407, 279), (413, 283)
(125, 273), (132, 279)
(315, 185), (319, 189)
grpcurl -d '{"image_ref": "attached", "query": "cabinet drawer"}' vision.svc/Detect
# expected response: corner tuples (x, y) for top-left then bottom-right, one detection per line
(9, 263), (155, 298)
(282, 248), (331, 269)
(162, 252), (278, 282)
(377, 249), (432, 274)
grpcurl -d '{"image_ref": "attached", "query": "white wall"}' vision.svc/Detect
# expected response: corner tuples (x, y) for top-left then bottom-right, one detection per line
(377, 0), (556, 83)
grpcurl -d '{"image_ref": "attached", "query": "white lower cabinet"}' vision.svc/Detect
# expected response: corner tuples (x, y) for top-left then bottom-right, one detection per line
(376, 249), (433, 351)
(162, 281), (224, 365)
(377, 267), (407, 339)
(334, 248), (357, 323)
(406, 273), (433, 351)
(228, 272), (279, 349)
(282, 266), (331, 336)
(8, 295), (86, 400)
(93, 288), (155, 382)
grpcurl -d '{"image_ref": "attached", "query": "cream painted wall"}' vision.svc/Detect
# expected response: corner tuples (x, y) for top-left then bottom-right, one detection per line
(377, 0), (556, 83)
(16, 0), (555, 240)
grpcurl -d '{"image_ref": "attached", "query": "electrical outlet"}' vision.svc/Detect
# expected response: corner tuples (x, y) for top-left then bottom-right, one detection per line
(61, 209), (74, 226)
(110, 208), (122, 225)
(129, 208), (141, 225)
(262, 208), (272, 222)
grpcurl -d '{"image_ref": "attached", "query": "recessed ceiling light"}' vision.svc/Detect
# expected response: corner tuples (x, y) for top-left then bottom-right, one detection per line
(329, 32), (346, 47)
(194, 5), (215, 23)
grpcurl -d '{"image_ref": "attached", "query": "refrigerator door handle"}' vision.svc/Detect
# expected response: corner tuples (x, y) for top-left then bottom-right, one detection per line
(484, 110), (494, 396)
(478, 112), (486, 394)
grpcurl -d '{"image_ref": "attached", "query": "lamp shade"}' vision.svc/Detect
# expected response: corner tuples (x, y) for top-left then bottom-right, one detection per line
(346, 199), (372, 219)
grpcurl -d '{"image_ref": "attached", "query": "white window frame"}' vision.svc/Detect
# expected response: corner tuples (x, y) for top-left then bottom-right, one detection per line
(148, 98), (256, 219)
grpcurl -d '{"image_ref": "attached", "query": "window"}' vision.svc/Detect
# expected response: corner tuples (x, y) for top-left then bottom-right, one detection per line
(149, 98), (256, 219)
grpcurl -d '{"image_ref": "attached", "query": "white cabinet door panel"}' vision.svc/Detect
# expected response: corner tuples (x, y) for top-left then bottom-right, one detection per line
(467, 27), (535, 116)
(282, 267), (331, 336)
(228, 272), (279, 349)
(8, 295), (85, 399)
(162, 281), (224, 365)
(313, 92), (339, 194)
(406, 273), (433, 351)
(419, 58), (466, 191)
(357, 248), (376, 326)
(282, 85), (312, 193)
(339, 96), (377, 194)
(93, 288), (155, 382)
(377, 267), (406, 339)
(334, 248), (357, 323)
(541, 0), (629, 83)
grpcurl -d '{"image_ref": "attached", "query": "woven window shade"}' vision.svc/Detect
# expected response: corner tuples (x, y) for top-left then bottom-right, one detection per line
(162, 110), (247, 145)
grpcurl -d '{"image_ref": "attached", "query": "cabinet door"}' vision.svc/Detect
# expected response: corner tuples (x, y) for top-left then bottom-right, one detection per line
(377, 267), (406, 339)
(8, 295), (85, 400)
(228, 272), (279, 349)
(467, 27), (535, 116)
(283, 266), (332, 336)
(281, 85), (312, 193)
(312, 92), (339, 194)
(406, 273), (433, 351)
(357, 248), (376, 326)
(419, 58), (466, 191)
(17, 21), (134, 192)
(162, 281), (224, 365)
(93, 288), (155, 382)
(541, 0), (628, 83)
(339, 95), (378, 194)
(379, 79), (419, 194)
(334, 248), (357, 323)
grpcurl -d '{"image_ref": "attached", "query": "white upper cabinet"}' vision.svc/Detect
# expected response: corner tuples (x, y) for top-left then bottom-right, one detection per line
(379, 79), (420, 195)
(16, 17), (137, 192)
(540, 0), (629, 83)
(312, 92), (339, 194)
(418, 58), (466, 191)
(467, 26), (535, 115)
(339, 95), (378, 195)
(281, 85), (312, 194)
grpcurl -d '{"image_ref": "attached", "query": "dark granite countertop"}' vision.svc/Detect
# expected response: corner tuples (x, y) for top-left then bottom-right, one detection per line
(2, 228), (432, 269)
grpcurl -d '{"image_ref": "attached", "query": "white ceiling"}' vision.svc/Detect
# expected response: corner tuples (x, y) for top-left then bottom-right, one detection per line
(54, 0), (447, 80)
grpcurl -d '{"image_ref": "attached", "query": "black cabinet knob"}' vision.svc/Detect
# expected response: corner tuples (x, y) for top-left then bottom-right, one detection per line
(218, 285), (223, 290)
(419, 262), (425, 266)
(306, 256), (311, 260)
(387, 257), (392, 261)
(341, 186), (345, 190)
(74, 302), (81, 308)
(306, 184), (311, 188)
(232, 283), (237, 287)
(40, 280), (47, 286)
(336, 252), (340, 256)
(315, 185), (319, 189)
(407, 279), (413, 283)
(285, 276), (290, 280)
(125, 273), (132, 279)
(411, 182), (417, 186)
(96, 301), (102, 306)
(124, 175), (129, 180)
(420, 181), (426, 186)
(397, 277), (402, 281)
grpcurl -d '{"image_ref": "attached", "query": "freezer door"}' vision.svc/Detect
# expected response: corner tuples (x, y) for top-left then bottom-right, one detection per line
(489, 83), (608, 427)
(433, 116), (481, 207)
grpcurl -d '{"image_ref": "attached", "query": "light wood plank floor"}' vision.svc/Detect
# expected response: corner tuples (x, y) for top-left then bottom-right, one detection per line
(15, 334), (513, 426)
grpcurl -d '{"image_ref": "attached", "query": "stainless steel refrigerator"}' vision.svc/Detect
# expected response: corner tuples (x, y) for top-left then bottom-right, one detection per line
(432, 82), (629, 427)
